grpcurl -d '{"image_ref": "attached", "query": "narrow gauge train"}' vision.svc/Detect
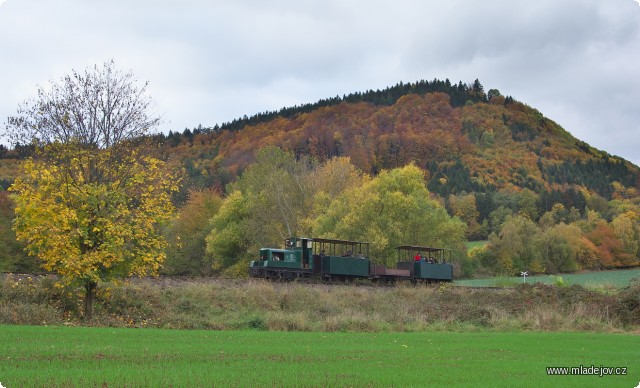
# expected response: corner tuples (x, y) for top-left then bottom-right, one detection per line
(249, 237), (453, 283)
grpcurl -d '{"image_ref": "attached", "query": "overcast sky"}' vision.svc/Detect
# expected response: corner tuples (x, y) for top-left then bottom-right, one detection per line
(1, 0), (639, 165)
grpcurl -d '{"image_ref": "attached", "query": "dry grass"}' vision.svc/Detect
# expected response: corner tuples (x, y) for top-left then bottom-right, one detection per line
(1, 274), (638, 332)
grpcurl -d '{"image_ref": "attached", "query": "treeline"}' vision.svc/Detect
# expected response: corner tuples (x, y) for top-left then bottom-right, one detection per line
(2, 146), (639, 278)
(6, 79), (637, 208)
(447, 185), (640, 275)
(164, 147), (640, 277)
(2, 78), (640, 278)
(162, 147), (468, 277)
(472, 207), (640, 275)
(427, 158), (636, 202)
(543, 158), (637, 199)
(155, 78), (509, 138)
(150, 86), (638, 209)
(0, 144), (35, 159)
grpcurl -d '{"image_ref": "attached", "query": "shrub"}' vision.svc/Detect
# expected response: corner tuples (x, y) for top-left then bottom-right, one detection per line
(616, 285), (640, 327)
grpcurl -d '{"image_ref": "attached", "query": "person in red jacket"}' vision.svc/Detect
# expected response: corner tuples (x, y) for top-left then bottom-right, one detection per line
(414, 252), (421, 261)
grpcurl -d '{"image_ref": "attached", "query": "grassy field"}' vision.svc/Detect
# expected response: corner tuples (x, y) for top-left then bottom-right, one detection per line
(465, 240), (488, 250)
(0, 325), (638, 387)
(455, 268), (640, 289)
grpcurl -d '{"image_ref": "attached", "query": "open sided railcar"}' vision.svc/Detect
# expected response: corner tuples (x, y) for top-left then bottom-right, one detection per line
(395, 245), (454, 283)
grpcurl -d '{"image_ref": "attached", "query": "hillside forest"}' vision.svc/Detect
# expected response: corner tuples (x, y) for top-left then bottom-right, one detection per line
(1, 79), (639, 278)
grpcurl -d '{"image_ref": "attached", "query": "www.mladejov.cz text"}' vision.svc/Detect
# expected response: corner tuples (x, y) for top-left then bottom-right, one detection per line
(546, 365), (628, 377)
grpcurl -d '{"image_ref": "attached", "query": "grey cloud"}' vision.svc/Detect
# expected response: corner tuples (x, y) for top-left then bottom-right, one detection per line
(1, 0), (639, 166)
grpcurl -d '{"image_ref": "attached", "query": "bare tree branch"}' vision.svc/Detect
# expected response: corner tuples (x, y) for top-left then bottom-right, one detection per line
(3, 60), (161, 150)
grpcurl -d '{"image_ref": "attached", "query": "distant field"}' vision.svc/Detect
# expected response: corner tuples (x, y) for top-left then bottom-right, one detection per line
(455, 268), (640, 288)
(465, 240), (488, 250)
(1, 325), (638, 387)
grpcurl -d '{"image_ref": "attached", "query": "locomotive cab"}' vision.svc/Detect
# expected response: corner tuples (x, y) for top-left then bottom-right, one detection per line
(287, 237), (313, 269)
(249, 237), (314, 279)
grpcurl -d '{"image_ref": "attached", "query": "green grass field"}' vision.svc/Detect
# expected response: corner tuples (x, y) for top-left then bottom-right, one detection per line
(1, 325), (638, 387)
(455, 268), (640, 289)
(465, 240), (488, 250)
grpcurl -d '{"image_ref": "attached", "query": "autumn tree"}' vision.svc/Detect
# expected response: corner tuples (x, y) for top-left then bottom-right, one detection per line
(487, 206), (513, 235)
(206, 147), (318, 276)
(586, 220), (636, 268)
(313, 164), (466, 268)
(486, 214), (542, 274)
(163, 189), (222, 276)
(539, 223), (580, 273)
(205, 148), (365, 275)
(447, 192), (483, 240)
(4, 61), (177, 319)
(5, 60), (159, 148)
(206, 190), (252, 275)
(611, 211), (640, 260)
(234, 147), (317, 239)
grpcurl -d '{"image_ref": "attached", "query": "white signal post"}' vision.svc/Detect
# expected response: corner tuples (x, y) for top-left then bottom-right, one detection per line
(521, 271), (528, 283)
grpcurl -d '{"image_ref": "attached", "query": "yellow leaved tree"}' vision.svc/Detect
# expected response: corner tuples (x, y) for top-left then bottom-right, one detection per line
(4, 61), (177, 319)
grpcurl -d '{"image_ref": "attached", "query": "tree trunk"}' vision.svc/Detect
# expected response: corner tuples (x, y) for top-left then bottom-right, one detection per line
(84, 281), (97, 320)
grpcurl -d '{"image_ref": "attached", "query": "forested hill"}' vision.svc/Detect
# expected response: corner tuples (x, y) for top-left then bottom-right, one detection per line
(2, 78), (638, 204)
(2, 78), (640, 275)
(148, 79), (639, 204)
